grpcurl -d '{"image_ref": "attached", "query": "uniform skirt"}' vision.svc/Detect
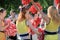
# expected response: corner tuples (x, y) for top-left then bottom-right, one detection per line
(44, 31), (58, 40)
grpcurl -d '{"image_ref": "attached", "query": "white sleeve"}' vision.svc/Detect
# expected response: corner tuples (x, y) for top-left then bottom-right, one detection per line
(27, 20), (38, 33)
(26, 20), (29, 26)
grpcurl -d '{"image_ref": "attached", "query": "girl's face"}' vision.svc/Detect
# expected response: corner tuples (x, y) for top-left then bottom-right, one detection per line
(0, 10), (6, 19)
(3, 10), (7, 18)
(10, 12), (15, 17)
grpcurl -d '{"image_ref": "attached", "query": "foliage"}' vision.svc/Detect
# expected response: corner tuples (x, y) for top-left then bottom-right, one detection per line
(0, 0), (54, 16)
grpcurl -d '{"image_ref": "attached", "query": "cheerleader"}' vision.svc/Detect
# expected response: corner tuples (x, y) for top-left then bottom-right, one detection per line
(0, 8), (17, 40)
(31, 0), (60, 40)
(43, 6), (60, 40)
(16, 6), (30, 40)
(27, 0), (46, 40)
(8, 10), (18, 24)
(26, 14), (46, 40)
(0, 8), (7, 40)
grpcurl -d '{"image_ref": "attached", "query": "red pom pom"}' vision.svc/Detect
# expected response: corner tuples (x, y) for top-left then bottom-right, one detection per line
(6, 19), (11, 23)
(54, 0), (60, 6)
(22, 0), (30, 5)
(38, 28), (44, 33)
(29, 5), (37, 14)
(32, 17), (41, 28)
(36, 2), (42, 10)
(58, 4), (60, 9)
(29, 2), (42, 14)
(36, 17), (41, 25)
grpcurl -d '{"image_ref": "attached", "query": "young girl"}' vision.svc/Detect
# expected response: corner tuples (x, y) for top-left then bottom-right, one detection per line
(26, 12), (46, 40)
(0, 8), (7, 40)
(16, 6), (30, 40)
(0, 8), (17, 40)
(25, 0), (46, 40)
(31, 0), (60, 40)
(8, 10), (17, 24)
(44, 6), (60, 40)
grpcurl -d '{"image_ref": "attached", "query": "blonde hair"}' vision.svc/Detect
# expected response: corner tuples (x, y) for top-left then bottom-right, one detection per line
(47, 6), (60, 24)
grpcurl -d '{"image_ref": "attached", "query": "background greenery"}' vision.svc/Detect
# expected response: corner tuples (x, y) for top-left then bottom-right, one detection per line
(0, 0), (54, 16)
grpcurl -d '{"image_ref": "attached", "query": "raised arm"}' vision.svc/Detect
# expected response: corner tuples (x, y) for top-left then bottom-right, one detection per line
(27, 20), (41, 35)
(31, 0), (50, 24)
(17, 6), (23, 21)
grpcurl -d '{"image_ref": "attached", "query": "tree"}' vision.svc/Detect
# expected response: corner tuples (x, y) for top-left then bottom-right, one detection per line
(0, 0), (54, 16)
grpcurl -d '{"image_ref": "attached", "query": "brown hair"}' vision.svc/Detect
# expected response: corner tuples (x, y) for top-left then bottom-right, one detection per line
(0, 8), (5, 13)
(17, 7), (26, 21)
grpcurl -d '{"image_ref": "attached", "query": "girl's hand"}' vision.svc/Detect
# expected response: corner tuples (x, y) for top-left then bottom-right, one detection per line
(19, 6), (22, 9)
(3, 23), (9, 30)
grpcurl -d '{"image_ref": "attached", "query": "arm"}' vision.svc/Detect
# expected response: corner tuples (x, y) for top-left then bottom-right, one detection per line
(31, 0), (49, 24)
(27, 20), (41, 35)
(40, 19), (46, 30)
(39, 12), (50, 24)
(17, 6), (23, 21)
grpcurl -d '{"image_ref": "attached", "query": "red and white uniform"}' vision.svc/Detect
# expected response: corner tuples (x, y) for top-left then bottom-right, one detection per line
(29, 2), (45, 40)
(30, 17), (45, 40)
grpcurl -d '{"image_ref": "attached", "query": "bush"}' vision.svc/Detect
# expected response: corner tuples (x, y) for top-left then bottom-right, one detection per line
(0, 0), (54, 17)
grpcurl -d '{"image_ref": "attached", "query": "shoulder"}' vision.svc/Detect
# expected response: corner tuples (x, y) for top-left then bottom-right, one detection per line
(8, 16), (12, 18)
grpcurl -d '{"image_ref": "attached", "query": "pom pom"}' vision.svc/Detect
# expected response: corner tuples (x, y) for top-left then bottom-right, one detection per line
(32, 17), (41, 28)
(54, 0), (60, 6)
(29, 2), (42, 14)
(38, 28), (44, 33)
(22, 0), (30, 5)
